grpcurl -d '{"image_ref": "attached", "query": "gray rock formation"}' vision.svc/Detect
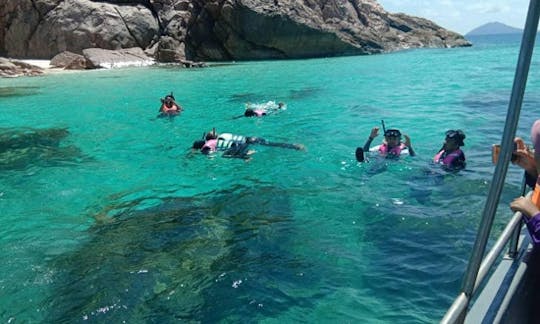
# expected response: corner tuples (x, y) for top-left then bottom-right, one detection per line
(2, 0), (159, 59)
(0, 0), (471, 62)
(50, 51), (87, 69)
(0, 58), (44, 77)
(83, 47), (154, 68)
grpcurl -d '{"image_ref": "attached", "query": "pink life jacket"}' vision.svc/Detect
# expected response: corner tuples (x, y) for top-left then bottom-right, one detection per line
(433, 149), (463, 165)
(161, 103), (180, 114)
(201, 139), (217, 153)
(254, 109), (266, 117)
(379, 143), (406, 157)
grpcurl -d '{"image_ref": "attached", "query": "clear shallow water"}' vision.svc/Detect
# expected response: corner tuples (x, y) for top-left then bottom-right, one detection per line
(1, 34), (540, 323)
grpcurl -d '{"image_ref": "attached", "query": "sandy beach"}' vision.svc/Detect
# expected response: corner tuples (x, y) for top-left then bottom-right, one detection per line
(17, 59), (82, 75)
(18, 58), (155, 72)
(20, 59), (51, 69)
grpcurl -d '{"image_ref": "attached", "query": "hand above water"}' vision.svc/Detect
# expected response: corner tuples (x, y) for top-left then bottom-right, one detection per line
(369, 127), (379, 139)
(510, 196), (540, 219)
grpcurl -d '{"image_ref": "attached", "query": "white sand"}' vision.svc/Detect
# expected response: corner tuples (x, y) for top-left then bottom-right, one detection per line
(20, 59), (51, 69)
(18, 58), (155, 71)
(17, 59), (80, 75)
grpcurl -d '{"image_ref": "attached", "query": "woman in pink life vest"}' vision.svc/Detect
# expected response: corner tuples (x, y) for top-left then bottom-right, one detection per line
(158, 93), (183, 117)
(358, 126), (415, 162)
(433, 129), (466, 171)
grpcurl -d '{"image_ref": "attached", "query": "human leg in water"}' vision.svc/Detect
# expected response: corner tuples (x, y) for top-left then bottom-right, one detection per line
(222, 142), (252, 159)
(247, 137), (304, 150)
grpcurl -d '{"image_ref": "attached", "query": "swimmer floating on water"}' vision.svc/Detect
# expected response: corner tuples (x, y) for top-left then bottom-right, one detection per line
(192, 128), (304, 159)
(233, 101), (286, 119)
(356, 120), (415, 162)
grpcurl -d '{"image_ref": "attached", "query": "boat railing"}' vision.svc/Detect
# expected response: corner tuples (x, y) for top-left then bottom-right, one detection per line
(441, 0), (540, 322)
(441, 184), (528, 323)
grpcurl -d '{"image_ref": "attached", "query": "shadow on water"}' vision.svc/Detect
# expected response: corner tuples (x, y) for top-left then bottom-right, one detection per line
(229, 93), (260, 103)
(0, 86), (41, 97)
(288, 87), (321, 100)
(45, 185), (324, 322)
(407, 167), (453, 205)
(228, 87), (321, 104)
(462, 91), (540, 115)
(0, 127), (88, 170)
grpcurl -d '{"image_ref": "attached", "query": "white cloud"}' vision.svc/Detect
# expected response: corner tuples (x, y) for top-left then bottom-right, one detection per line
(468, 3), (512, 14)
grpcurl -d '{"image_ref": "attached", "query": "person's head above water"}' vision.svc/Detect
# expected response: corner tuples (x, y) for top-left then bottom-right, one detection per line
(192, 140), (205, 150)
(244, 108), (256, 117)
(162, 94), (176, 107)
(384, 129), (402, 146)
(384, 129), (401, 138)
(445, 129), (466, 147)
(205, 129), (218, 140)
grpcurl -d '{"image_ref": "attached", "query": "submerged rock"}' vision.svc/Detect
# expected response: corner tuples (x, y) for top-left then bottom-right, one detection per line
(0, 0), (471, 63)
(0, 127), (86, 170)
(0, 86), (41, 97)
(45, 186), (322, 322)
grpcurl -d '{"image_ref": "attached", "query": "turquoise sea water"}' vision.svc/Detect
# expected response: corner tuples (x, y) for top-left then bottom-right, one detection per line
(1, 34), (540, 323)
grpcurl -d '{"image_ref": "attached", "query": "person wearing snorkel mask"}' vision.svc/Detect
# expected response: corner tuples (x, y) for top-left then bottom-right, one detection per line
(158, 92), (183, 116)
(361, 126), (415, 159)
(433, 130), (466, 171)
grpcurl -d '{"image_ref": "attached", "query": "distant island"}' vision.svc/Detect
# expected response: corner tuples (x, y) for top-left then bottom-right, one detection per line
(466, 22), (523, 36)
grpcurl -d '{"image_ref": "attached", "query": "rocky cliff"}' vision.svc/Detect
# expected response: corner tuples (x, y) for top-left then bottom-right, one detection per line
(0, 0), (471, 62)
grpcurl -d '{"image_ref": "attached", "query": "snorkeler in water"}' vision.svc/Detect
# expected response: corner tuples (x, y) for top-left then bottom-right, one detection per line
(158, 92), (183, 117)
(433, 130), (466, 171)
(356, 121), (415, 162)
(233, 101), (286, 119)
(192, 128), (304, 159)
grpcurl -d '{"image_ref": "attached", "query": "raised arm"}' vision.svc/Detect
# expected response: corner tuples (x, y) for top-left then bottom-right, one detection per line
(403, 134), (415, 156)
(363, 127), (379, 152)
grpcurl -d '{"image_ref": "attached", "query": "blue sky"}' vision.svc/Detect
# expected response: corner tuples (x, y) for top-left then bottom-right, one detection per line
(378, 0), (530, 35)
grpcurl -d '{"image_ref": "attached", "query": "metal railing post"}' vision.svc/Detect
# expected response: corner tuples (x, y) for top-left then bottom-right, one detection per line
(442, 0), (540, 322)
(508, 175), (529, 258)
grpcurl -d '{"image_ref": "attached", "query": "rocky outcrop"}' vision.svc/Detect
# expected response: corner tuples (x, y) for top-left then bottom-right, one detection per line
(50, 51), (87, 70)
(0, 58), (44, 77)
(1, 0), (159, 59)
(0, 0), (471, 63)
(83, 47), (154, 68)
(49, 48), (157, 69)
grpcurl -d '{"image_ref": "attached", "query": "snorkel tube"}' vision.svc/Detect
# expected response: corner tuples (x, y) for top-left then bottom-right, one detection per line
(381, 120), (387, 135)
(202, 128), (217, 140)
